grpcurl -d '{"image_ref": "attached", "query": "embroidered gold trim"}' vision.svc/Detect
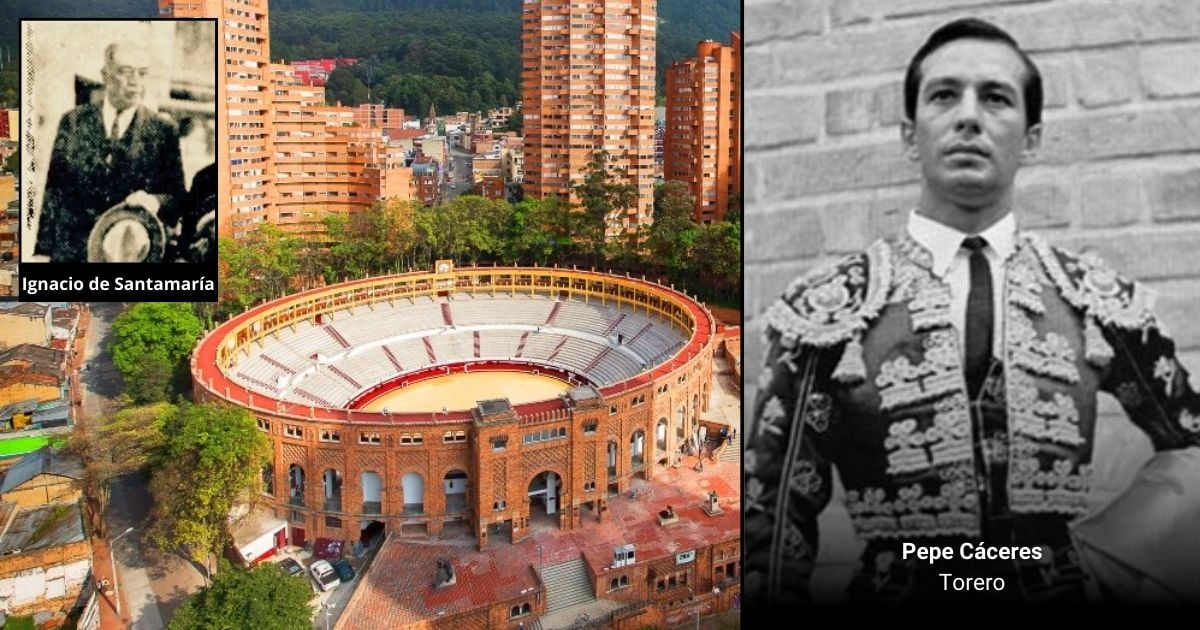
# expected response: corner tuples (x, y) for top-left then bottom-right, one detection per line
(1007, 251), (1046, 315)
(1009, 458), (1092, 515)
(763, 240), (894, 349)
(804, 393), (833, 434)
(832, 335), (867, 384)
(1083, 316), (1114, 368)
(1028, 234), (1158, 332)
(845, 466), (981, 539)
(876, 330), (965, 412)
(1008, 309), (1080, 384)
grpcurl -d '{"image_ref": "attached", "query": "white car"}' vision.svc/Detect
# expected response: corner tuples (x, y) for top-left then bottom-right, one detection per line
(310, 560), (340, 592)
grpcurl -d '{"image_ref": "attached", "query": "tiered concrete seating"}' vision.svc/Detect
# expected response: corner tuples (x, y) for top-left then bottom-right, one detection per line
(230, 292), (692, 402)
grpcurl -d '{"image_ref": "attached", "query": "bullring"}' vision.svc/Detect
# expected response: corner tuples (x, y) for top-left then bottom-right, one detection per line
(192, 262), (720, 550)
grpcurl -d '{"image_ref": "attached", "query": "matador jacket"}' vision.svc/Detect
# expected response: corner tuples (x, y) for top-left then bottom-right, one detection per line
(744, 232), (1200, 607)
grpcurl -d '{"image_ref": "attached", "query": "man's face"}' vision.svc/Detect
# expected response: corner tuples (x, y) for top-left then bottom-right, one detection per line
(102, 44), (149, 111)
(902, 39), (1042, 208)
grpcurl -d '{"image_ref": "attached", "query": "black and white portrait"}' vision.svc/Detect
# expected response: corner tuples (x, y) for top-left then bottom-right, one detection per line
(21, 20), (216, 264)
(744, 0), (1200, 613)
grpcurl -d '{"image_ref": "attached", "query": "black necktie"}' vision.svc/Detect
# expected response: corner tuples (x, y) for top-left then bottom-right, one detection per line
(110, 116), (121, 141)
(963, 236), (992, 399)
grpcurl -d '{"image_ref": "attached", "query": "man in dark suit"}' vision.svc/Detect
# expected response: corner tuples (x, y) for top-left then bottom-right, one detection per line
(34, 42), (185, 262)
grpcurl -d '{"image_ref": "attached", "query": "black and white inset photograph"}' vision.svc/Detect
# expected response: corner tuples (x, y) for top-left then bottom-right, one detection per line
(21, 20), (216, 264)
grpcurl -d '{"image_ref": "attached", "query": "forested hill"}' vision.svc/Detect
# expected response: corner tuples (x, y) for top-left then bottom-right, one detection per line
(0, 0), (740, 112)
(270, 0), (740, 114)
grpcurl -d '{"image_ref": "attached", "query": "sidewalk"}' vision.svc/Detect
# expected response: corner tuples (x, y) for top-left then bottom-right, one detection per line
(91, 533), (132, 630)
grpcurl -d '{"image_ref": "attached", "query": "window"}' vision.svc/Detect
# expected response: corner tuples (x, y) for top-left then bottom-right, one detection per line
(291, 510), (303, 523)
(284, 425), (302, 438)
(491, 436), (508, 451)
(493, 500), (507, 511)
(631, 394), (645, 406)
(444, 431), (467, 443)
(657, 570), (689, 591)
(359, 432), (381, 445)
(716, 561), (739, 582)
(257, 418), (270, 432)
(608, 575), (630, 591)
(400, 433), (424, 445)
(609, 405), (618, 415)
(326, 516), (342, 528)
(583, 421), (597, 435)
(523, 427), (567, 445)
(320, 429), (341, 443)
(583, 481), (596, 492)
(509, 603), (532, 619)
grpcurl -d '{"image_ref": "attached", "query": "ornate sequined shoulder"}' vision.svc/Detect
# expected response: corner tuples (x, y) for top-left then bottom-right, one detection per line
(763, 239), (892, 349)
(1027, 234), (1158, 332)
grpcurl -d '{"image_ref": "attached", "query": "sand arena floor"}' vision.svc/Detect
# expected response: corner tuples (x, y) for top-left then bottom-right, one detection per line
(359, 370), (572, 412)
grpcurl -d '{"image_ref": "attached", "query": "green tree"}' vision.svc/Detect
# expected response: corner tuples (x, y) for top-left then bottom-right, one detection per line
(68, 401), (175, 534)
(2, 150), (16, 174)
(504, 197), (572, 265)
(218, 225), (304, 318)
(500, 109), (522, 134)
(456, 195), (512, 262)
(323, 200), (422, 281)
(572, 151), (638, 266)
(109, 304), (204, 403)
(324, 66), (368, 106)
(647, 181), (699, 281)
(694, 219), (741, 303)
(148, 403), (273, 579)
(167, 560), (313, 630)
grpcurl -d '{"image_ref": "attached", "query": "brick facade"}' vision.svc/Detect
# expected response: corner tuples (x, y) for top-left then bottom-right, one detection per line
(746, 0), (1200, 598)
(193, 267), (718, 553)
(521, 0), (658, 236)
(162, 0), (274, 239)
(664, 34), (743, 224)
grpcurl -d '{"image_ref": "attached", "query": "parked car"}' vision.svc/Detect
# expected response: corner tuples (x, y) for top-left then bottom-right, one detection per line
(310, 560), (340, 592)
(279, 558), (304, 578)
(331, 559), (356, 583)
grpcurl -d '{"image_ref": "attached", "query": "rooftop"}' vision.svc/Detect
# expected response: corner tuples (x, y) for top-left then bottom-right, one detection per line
(230, 505), (286, 549)
(340, 458), (740, 628)
(0, 303), (47, 318)
(0, 344), (64, 371)
(0, 447), (83, 495)
(0, 500), (86, 555)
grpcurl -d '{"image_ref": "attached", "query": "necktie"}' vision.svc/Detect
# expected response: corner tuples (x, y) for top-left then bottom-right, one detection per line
(962, 235), (992, 399)
(110, 115), (121, 141)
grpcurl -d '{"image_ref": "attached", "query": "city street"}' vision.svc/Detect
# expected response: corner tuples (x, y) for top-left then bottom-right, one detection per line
(80, 303), (206, 629)
(443, 144), (475, 202)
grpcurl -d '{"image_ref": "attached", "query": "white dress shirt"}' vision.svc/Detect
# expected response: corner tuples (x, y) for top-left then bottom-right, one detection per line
(101, 99), (138, 141)
(906, 211), (1016, 358)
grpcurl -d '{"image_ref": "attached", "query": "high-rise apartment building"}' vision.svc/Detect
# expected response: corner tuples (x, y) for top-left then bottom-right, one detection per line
(664, 33), (741, 224)
(160, 0), (274, 239)
(270, 64), (411, 240)
(520, 0), (657, 236)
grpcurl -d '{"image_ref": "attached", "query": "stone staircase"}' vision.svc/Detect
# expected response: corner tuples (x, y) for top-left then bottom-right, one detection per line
(540, 557), (596, 613)
(717, 431), (741, 463)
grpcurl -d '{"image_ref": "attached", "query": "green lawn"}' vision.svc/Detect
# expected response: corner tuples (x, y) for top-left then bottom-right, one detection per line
(0, 435), (66, 458)
(3, 615), (35, 630)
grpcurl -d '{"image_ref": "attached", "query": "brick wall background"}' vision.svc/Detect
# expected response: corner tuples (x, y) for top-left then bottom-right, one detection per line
(745, 0), (1200, 600)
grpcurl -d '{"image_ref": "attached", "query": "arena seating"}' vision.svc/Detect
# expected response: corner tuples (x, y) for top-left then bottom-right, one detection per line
(227, 294), (690, 406)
